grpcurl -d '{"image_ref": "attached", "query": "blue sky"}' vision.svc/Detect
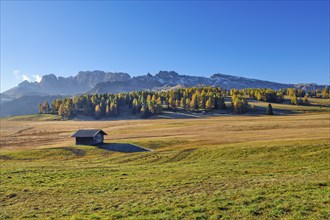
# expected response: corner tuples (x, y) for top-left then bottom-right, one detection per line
(1, 1), (329, 92)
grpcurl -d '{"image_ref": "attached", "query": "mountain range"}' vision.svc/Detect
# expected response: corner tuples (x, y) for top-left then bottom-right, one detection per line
(0, 70), (327, 117)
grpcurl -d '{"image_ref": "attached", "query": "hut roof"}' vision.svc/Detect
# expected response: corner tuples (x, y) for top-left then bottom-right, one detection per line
(72, 129), (107, 138)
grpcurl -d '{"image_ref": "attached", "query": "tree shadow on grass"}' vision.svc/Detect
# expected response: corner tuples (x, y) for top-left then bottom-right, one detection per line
(98, 143), (151, 153)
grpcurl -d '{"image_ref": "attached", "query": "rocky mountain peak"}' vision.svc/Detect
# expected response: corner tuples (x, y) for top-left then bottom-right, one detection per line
(75, 70), (104, 79)
(18, 80), (31, 87)
(156, 71), (179, 79)
(40, 74), (58, 84)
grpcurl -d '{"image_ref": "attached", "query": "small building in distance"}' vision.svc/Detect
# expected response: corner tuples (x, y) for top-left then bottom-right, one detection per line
(72, 129), (107, 145)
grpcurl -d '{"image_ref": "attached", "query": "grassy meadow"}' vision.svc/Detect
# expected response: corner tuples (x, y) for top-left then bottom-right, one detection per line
(0, 100), (329, 219)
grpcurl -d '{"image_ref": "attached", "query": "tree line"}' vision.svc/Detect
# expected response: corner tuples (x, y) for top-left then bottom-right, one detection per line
(38, 87), (229, 118)
(38, 86), (329, 118)
(235, 87), (329, 105)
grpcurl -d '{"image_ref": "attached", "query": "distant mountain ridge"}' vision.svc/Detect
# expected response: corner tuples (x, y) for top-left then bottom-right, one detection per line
(0, 70), (328, 118)
(3, 71), (131, 98)
(2, 70), (327, 99)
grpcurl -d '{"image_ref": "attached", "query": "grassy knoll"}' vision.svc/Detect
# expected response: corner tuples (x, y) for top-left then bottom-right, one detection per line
(0, 113), (329, 219)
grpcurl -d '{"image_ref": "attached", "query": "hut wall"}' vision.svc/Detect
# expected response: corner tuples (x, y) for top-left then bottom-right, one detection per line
(76, 137), (94, 145)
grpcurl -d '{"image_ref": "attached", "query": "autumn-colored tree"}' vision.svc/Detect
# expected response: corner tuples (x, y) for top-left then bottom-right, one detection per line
(58, 104), (64, 116)
(256, 92), (262, 101)
(91, 95), (99, 105)
(291, 95), (298, 105)
(38, 103), (43, 114)
(148, 103), (156, 114)
(205, 97), (213, 111)
(106, 105), (111, 117)
(200, 95), (206, 109)
(51, 98), (62, 113)
(186, 98), (191, 110)
(42, 101), (50, 113)
(95, 104), (101, 119)
(232, 95), (248, 114)
(132, 98), (140, 114)
(175, 99), (180, 109)
(180, 97), (186, 109)
(190, 94), (198, 110)
(147, 95), (152, 104)
(156, 97), (162, 105)
(322, 87), (329, 98)
(288, 88), (296, 97)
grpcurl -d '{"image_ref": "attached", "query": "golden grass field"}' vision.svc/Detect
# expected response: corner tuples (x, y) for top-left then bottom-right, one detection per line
(1, 113), (329, 151)
(0, 108), (329, 219)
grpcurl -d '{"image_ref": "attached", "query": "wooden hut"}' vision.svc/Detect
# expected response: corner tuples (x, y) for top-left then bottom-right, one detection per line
(72, 129), (107, 145)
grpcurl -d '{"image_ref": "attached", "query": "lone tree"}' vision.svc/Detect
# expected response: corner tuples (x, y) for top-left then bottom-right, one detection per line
(266, 103), (273, 115)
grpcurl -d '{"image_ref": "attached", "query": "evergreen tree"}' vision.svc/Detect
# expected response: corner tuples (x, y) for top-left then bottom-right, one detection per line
(140, 105), (149, 118)
(156, 103), (163, 114)
(276, 92), (284, 103)
(100, 101), (106, 116)
(110, 102), (118, 117)
(266, 103), (273, 115)
(168, 97), (175, 108)
(215, 95), (226, 109)
(200, 95), (206, 109)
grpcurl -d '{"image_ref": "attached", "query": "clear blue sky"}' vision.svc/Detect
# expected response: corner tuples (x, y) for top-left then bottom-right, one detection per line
(1, 1), (329, 92)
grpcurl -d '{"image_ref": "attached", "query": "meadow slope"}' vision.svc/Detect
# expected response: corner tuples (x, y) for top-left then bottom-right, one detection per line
(0, 113), (329, 219)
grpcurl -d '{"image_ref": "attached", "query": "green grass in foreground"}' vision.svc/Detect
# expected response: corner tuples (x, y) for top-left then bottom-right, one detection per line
(1, 140), (329, 219)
